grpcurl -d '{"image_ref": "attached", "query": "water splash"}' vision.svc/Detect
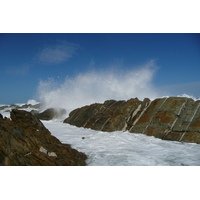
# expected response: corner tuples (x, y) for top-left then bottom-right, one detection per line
(37, 61), (159, 113)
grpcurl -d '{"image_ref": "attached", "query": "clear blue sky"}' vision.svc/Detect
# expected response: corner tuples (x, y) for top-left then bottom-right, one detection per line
(0, 33), (199, 104)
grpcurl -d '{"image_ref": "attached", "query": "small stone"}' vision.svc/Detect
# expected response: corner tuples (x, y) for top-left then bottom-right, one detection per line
(39, 146), (48, 154)
(48, 152), (57, 157)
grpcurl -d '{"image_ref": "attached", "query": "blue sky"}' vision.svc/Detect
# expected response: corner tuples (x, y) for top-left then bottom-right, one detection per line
(0, 33), (199, 104)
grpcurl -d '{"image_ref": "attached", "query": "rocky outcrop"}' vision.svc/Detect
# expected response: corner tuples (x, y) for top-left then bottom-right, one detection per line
(33, 108), (67, 120)
(64, 97), (200, 144)
(0, 109), (87, 166)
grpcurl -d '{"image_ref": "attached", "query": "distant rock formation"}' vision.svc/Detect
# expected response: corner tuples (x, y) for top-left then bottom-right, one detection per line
(64, 97), (200, 144)
(0, 110), (87, 166)
(0, 103), (42, 111)
(0, 103), (66, 121)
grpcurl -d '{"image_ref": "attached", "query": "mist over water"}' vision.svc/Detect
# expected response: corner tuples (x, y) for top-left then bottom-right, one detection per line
(37, 61), (160, 112)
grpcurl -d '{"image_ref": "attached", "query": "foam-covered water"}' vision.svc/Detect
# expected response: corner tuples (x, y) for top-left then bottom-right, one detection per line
(43, 120), (200, 166)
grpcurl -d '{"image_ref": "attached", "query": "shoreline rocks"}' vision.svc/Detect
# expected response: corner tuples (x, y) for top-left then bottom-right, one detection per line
(0, 109), (87, 166)
(64, 97), (200, 144)
(0, 103), (42, 111)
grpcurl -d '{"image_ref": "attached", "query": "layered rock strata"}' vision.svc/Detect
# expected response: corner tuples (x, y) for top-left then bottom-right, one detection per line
(64, 97), (200, 144)
(0, 110), (87, 166)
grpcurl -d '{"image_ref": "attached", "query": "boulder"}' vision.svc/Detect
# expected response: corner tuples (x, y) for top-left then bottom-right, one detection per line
(34, 108), (56, 120)
(0, 109), (87, 166)
(34, 108), (67, 120)
(64, 97), (200, 144)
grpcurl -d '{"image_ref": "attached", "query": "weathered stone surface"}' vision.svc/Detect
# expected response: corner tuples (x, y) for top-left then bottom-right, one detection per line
(64, 98), (144, 132)
(139, 97), (188, 139)
(64, 97), (200, 144)
(0, 109), (87, 166)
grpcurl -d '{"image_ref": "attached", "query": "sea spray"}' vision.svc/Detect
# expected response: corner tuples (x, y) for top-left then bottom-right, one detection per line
(37, 61), (159, 113)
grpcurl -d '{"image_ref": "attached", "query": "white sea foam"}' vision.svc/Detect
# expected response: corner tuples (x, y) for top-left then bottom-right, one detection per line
(177, 93), (200, 101)
(37, 61), (159, 113)
(27, 99), (40, 105)
(43, 120), (200, 166)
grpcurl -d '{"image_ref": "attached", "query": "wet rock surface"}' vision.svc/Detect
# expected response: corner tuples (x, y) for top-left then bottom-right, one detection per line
(0, 109), (87, 166)
(33, 108), (67, 120)
(64, 97), (200, 144)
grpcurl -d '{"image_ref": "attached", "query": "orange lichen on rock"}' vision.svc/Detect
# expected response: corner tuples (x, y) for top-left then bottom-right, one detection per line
(155, 112), (174, 123)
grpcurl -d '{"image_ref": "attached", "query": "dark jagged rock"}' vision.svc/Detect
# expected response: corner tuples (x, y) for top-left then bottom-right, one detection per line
(34, 108), (67, 120)
(34, 108), (56, 120)
(64, 97), (200, 144)
(0, 109), (87, 166)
